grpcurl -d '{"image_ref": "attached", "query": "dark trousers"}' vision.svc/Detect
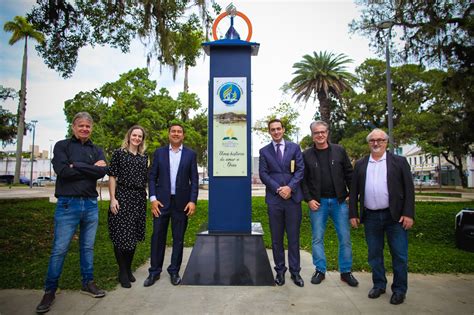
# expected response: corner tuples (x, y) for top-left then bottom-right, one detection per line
(267, 200), (302, 275)
(149, 197), (188, 276)
(364, 208), (408, 294)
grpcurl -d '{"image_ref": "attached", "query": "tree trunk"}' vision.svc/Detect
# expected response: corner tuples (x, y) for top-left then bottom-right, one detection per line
(455, 155), (468, 188)
(180, 64), (189, 122)
(183, 64), (189, 93)
(317, 91), (331, 125)
(14, 37), (28, 185)
(443, 152), (468, 188)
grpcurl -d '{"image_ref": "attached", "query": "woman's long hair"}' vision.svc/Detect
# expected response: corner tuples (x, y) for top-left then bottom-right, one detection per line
(121, 125), (147, 155)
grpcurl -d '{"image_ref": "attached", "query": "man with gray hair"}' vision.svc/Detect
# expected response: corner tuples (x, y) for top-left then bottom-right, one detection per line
(349, 128), (415, 305)
(301, 120), (358, 287)
(36, 112), (108, 313)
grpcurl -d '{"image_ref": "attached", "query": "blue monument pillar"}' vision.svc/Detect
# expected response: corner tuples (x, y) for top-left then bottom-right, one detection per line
(182, 5), (274, 286)
(205, 39), (257, 233)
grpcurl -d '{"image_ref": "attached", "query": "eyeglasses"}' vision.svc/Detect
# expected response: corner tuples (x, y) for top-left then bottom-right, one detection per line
(312, 131), (327, 136)
(369, 139), (387, 144)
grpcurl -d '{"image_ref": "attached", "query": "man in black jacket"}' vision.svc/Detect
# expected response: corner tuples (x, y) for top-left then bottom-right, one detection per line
(36, 112), (107, 314)
(302, 120), (358, 287)
(349, 129), (414, 305)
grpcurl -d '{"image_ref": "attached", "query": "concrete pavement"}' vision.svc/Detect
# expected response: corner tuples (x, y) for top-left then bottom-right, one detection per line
(1, 248), (474, 315)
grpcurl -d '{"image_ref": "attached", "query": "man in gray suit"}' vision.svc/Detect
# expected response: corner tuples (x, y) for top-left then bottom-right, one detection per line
(349, 128), (415, 305)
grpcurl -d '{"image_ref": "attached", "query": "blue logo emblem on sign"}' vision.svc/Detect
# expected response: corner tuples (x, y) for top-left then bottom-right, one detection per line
(218, 82), (242, 105)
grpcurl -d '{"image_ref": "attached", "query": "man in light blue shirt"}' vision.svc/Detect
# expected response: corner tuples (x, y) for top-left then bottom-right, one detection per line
(145, 124), (199, 287)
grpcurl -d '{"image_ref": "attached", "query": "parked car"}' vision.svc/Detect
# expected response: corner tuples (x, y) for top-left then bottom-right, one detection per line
(0, 175), (30, 185)
(199, 177), (209, 185)
(423, 179), (438, 186)
(32, 176), (56, 186)
(414, 179), (423, 186)
(414, 179), (438, 186)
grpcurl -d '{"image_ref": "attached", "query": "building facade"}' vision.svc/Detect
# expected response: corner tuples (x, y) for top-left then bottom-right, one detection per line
(400, 144), (473, 188)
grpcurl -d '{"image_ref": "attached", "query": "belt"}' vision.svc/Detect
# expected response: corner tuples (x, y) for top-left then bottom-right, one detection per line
(365, 207), (389, 211)
(170, 195), (176, 200)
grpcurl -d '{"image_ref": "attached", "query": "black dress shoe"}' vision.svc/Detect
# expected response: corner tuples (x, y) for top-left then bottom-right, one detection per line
(291, 273), (304, 287)
(170, 274), (182, 286)
(36, 290), (55, 313)
(128, 270), (136, 283)
(390, 292), (406, 305)
(143, 274), (160, 287)
(118, 271), (131, 288)
(340, 272), (359, 287)
(275, 273), (285, 286)
(368, 287), (386, 299)
(311, 270), (325, 284)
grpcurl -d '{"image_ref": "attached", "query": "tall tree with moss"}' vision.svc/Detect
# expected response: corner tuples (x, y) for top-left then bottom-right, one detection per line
(28, 0), (216, 78)
(289, 51), (356, 125)
(169, 14), (205, 94)
(4, 16), (44, 184)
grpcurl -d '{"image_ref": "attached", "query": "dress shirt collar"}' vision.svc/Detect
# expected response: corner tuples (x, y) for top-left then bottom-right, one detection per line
(169, 144), (183, 152)
(369, 151), (387, 163)
(272, 139), (285, 148)
(71, 135), (93, 146)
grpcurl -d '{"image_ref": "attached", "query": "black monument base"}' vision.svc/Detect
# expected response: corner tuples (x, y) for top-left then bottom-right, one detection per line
(182, 222), (275, 286)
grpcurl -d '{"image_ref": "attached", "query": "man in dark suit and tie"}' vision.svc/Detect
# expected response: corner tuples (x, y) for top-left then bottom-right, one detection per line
(349, 128), (415, 305)
(144, 123), (199, 287)
(259, 119), (305, 287)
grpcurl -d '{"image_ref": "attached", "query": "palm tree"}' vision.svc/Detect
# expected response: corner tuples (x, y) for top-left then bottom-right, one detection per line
(4, 16), (44, 184)
(290, 51), (355, 125)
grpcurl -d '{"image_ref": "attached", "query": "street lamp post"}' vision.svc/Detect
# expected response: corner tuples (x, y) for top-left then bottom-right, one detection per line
(29, 120), (38, 188)
(378, 20), (395, 154)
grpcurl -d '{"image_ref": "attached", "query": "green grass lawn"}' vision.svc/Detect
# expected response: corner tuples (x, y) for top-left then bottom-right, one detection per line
(0, 198), (473, 290)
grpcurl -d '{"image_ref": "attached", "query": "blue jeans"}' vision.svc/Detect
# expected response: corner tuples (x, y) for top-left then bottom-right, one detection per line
(44, 197), (99, 291)
(309, 198), (352, 273)
(364, 209), (408, 294)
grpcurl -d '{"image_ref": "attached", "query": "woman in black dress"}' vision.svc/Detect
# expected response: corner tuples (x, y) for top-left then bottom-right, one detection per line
(108, 125), (148, 288)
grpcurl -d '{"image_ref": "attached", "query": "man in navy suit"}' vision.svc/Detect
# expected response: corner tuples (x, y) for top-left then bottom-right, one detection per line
(259, 119), (305, 287)
(144, 123), (199, 287)
(349, 129), (415, 305)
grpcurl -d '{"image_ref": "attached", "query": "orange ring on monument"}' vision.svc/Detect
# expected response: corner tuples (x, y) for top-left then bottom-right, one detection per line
(212, 11), (253, 42)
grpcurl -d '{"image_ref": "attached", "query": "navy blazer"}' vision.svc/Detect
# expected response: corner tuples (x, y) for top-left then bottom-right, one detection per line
(349, 151), (415, 222)
(259, 141), (304, 205)
(149, 145), (199, 212)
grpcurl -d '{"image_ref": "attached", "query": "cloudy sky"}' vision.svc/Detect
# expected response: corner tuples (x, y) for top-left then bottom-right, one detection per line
(0, 0), (378, 156)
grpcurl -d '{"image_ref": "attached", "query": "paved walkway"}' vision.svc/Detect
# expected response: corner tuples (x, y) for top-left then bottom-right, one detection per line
(1, 248), (473, 315)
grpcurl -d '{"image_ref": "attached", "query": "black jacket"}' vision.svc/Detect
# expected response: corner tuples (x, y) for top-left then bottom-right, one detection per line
(53, 136), (107, 197)
(349, 151), (415, 222)
(302, 143), (353, 203)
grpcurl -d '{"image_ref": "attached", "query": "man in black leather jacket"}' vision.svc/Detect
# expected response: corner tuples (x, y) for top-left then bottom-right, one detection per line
(301, 120), (358, 287)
